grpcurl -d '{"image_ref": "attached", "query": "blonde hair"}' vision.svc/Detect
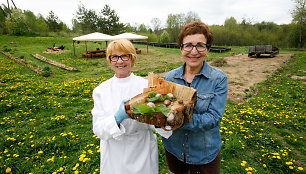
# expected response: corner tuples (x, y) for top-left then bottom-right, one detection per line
(106, 39), (137, 67)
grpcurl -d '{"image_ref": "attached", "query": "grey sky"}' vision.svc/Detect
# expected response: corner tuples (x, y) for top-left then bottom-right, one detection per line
(9, 0), (296, 28)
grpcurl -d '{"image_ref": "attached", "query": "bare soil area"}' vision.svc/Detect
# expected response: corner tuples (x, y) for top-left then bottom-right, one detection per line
(156, 54), (293, 103)
(215, 54), (293, 103)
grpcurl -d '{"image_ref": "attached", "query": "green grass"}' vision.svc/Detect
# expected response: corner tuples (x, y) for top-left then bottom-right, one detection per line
(0, 35), (305, 173)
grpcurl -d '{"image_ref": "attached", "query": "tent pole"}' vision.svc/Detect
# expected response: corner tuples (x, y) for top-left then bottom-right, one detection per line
(73, 40), (75, 57)
(85, 41), (88, 54)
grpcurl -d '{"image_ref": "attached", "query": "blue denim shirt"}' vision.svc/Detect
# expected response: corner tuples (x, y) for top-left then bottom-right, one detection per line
(162, 61), (228, 164)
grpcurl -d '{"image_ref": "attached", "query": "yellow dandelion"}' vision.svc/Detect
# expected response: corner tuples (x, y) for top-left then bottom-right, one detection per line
(298, 167), (303, 171)
(6, 167), (11, 173)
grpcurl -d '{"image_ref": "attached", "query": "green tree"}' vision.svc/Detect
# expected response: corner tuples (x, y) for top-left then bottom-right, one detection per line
(160, 30), (170, 43)
(73, 3), (98, 33)
(224, 17), (237, 29)
(291, 0), (305, 47)
(0, 4), (7, 34)
(5, 8), (29, 35)
(125, 23), (137, 32)
(46, 11), (62, 32)
(138, 23), (148, 33)
(166, 13), (185, 42)
(148, 33), (158, 42)
(97, 4), (124, 34)
(165, 12), (199, 43)
(35, 14), (48, 34)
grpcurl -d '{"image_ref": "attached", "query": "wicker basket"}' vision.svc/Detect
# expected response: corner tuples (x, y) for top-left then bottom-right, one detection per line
(125, 73), (197, 128)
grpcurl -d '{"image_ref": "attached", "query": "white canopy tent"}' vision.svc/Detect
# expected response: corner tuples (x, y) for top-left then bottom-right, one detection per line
(73, 32), (149, 56)
(112, 33), (149, 53)
(72, 32), (113, 56)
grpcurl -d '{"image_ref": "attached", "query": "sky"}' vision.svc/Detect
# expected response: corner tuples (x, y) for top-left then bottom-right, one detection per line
(6, 0), (296, 29)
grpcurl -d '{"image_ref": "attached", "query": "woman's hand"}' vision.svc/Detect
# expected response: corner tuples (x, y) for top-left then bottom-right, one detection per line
(114, 99), (130, 123)
(161, 122), (183, 131)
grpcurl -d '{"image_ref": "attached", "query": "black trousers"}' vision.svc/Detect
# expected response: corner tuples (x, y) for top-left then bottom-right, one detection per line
(165, 148), (221, 174)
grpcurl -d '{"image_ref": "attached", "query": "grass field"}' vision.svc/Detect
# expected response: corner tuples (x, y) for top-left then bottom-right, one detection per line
(0, 35), (305, 173)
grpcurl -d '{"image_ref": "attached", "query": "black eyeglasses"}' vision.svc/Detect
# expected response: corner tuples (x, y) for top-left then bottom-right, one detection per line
(181, 42), (210, 52)
(109, 54), (131, 62)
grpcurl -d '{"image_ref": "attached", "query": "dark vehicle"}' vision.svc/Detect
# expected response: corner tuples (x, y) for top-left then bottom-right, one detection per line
(248, 45), (279, 58)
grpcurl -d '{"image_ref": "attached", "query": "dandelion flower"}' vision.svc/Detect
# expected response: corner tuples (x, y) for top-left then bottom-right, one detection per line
(6, 167), (11, 173)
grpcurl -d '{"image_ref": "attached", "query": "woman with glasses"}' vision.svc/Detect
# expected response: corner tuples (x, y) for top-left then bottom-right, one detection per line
(92, 39), (171, 174)
(162, 21), (228, 174)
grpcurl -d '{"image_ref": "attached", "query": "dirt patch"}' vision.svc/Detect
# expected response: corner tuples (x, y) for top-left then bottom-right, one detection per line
(154, 54), (293, 103)
(43, 49), (71, 54)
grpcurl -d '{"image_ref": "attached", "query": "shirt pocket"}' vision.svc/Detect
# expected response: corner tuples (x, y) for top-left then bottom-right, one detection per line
(195, 92), (214, 113)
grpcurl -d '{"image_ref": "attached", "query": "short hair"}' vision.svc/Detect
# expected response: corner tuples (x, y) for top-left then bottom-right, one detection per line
(106, 39), (137, 67)
(178, 21), (214, 50)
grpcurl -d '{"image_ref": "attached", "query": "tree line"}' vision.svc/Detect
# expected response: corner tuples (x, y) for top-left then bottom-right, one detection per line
(0, 1), (304, 48)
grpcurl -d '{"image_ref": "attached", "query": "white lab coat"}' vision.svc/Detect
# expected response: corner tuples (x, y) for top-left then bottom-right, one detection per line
(92, 73), (171, 174)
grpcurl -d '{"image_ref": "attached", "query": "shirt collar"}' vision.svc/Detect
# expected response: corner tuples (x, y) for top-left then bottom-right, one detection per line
(174, 61), (210, 79)
(113, 73), (135, 83)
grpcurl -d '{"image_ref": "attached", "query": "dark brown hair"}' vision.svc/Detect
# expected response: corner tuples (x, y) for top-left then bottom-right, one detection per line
(178, 21), (213, 49)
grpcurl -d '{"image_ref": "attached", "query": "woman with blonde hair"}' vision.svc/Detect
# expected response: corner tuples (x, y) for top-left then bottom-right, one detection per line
(92, 39), (171, 174)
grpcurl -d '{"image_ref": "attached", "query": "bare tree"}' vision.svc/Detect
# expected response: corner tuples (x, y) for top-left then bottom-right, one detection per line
(150, 17), (162, 32)
(185, 11), (201, 24)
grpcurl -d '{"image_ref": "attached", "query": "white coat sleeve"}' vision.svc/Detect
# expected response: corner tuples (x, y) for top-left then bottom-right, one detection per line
(92, 89), (126, 141)
(150, 125), (172, 139)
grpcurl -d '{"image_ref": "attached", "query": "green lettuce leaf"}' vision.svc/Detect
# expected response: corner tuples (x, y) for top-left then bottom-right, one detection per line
(147, 94), (163, 102)
(155, 104), (171, 116)
(133, 104), (155, 115)
(132, 104), (170, 117)
(148, 92), (157, 98)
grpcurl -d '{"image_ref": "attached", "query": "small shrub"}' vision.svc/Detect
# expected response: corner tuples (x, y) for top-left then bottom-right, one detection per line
(211, 57), (227, 67)
(160, 30), (170, 43)
(19, 55), (25, 59)
(43, 66), (50, 71)
(41, 71), (51, 77)
(4, 48), (12, 52)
